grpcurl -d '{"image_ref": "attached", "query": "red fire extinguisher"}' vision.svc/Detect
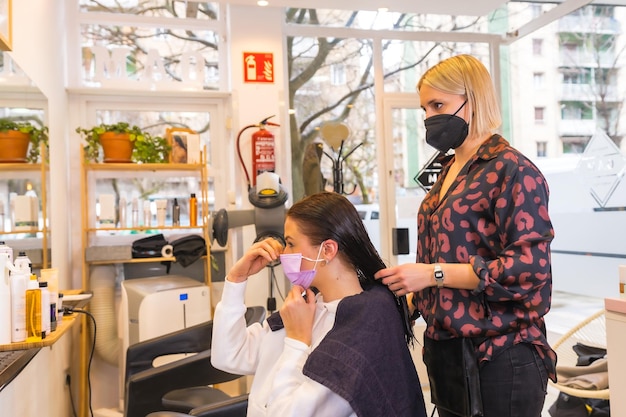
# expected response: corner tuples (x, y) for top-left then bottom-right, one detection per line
(236, 115), (280, 189)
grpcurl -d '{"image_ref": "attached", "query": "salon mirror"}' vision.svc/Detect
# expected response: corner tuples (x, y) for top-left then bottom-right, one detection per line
(0, 51), (50, 270)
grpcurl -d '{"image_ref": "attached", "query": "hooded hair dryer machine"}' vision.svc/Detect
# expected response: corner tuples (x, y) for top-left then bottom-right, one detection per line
(211, 171), (288, 247)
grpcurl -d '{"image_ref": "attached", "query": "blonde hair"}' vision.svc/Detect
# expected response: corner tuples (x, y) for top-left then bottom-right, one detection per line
(417, 54), (501, 138)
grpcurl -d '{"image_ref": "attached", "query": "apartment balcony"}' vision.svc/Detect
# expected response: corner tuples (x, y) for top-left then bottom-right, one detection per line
(559, 50), (617, 68)
(560, 83), (620, 101)
(558, 14), (621, 34)
(558, 119), (596, 136)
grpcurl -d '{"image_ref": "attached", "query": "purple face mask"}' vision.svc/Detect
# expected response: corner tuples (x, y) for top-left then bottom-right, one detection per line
(279, 244), (325, 289)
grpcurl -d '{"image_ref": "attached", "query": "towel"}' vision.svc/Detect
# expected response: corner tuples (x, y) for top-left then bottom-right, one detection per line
(556, 357), (609, 390)
(303, 285), (427, 417)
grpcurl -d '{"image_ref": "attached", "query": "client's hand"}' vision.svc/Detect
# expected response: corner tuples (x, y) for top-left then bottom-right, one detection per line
(281, 285), (316, 346)
(227, 238), (284, 283)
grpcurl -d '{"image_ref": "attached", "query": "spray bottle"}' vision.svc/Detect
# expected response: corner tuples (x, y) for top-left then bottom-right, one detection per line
(14, 251), (32, 275)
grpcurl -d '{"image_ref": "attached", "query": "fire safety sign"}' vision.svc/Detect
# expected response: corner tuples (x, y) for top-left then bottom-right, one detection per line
(243, 52), (274, 83)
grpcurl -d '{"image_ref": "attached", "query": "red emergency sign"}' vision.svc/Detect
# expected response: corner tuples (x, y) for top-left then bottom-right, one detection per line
(243, 52), (274, 83)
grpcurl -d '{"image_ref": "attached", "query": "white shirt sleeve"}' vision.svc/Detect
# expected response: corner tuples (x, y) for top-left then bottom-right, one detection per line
(211, 279), (267, 374)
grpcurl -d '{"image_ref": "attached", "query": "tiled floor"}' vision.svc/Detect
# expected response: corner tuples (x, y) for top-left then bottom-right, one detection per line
(420, 290), (606, 417)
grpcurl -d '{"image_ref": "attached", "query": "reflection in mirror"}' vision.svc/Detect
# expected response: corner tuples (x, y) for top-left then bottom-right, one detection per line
(0, 51), (50, 270)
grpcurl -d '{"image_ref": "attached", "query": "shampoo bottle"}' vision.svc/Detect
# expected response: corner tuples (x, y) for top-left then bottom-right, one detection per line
(9, 270), (28, 342)
(25, 275), (42, 340)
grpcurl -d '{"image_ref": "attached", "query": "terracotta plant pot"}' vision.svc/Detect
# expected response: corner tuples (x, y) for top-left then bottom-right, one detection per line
(99, 132), (134, 163)
(0, 130), (30, 163)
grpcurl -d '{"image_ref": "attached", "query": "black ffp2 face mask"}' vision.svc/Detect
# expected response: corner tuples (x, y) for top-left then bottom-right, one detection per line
(424, 100), (469, 153)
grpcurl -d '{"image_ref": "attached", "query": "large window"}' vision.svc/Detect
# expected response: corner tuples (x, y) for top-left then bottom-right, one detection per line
(77, 1), (224, 90)
(285, 9), (497, 202)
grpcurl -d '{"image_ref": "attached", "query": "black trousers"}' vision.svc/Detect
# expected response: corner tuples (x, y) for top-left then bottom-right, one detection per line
(436, 343), (548, 417)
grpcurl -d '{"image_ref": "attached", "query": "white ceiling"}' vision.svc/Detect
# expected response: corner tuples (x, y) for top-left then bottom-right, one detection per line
(224, 0), (510, 17)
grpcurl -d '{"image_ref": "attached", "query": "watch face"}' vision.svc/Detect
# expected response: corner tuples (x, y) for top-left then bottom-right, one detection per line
(434, 265), (444, 287)
(434, 265), (443, 279)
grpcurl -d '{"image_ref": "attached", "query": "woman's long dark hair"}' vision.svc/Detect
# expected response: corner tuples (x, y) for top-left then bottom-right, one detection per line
(286, 192), (414, 343)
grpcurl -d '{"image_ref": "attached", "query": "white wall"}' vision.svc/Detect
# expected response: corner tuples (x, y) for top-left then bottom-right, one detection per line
(228, 5), (291, 312)
(0, 329), (73, 417)
(10, 0), (71, 289)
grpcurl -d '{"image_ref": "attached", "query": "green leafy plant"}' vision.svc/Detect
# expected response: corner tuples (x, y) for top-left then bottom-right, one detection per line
(0, 118), (49, 163)
(76, 122), (171, 163)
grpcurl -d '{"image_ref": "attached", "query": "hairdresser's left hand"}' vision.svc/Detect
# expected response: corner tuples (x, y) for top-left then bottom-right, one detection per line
(374, 263), (433, 296)
(280, 285), (316, 346)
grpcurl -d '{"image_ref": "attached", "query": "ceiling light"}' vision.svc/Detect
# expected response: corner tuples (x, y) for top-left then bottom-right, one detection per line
(378, 7), (389, 12)
(257, 0), (269, 6)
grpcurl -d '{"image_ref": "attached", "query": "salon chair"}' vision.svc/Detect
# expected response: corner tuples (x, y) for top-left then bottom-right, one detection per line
(124, 306), (266, 417)
(145, 394), (249, 417)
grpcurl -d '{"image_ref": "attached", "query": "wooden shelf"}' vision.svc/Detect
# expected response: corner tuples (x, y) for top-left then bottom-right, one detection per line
(0, 162), (44, 172)
(81, 146), (211, 277)
(0, 315), (78, 352)
(0, 230), (46, 236)
(87, 256), (175, 265)
(83, 162), (204, 172)
(86, 225), (205, 233)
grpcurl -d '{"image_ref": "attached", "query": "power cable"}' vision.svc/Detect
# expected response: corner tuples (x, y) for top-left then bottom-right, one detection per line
(65, 307), (97, 417)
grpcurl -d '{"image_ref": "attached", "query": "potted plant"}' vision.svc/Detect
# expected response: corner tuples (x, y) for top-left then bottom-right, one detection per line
(76, 122), (171, 163)
(0, 118), (49, 163)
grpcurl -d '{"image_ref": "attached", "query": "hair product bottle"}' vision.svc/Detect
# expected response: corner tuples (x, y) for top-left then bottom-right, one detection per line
(14, 251), (32, 274)
(39, 281), (51, 338)
(189, 193), (198, 227)
(143, 200), (151, 227)
(0, 252), (12, 344)
(40, 268), (59, 332)
(10, 270), (28, 342)
(0, 241), (13, 264)
(0, 200), (4, 233)
(172, 198), (180, 226)
(26, 275), (42, 340)
(119, 197), (127, 228)
(156, 199), (167, 227)
(57, 293), (64, 322)
(131, 197), (139, 228)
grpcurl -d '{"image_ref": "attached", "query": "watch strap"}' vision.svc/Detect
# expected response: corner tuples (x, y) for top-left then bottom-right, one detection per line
(434, 263), (444, 288)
